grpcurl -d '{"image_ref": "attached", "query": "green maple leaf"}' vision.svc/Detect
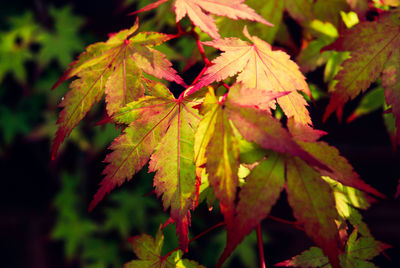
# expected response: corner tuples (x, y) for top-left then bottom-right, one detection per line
(323, 10), (400, 137)
(0, 12), (37, 82)
(90, 81), (200, 251)
(125, 227), (205, 268)
(37, 6), (85, 68)
(341, 228), (391, 267)
(52, 19), (186, 158)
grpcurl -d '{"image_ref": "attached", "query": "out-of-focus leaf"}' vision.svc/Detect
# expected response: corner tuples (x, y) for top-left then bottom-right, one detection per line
(52, 173), (98, 258)
(103, 188), (159, 237)
(0, 12), (37, 82)
(340, 11), (360, 28)
(37, 6), (85, 68)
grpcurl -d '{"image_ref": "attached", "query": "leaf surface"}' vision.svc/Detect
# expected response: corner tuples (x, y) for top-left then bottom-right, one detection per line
(323, 11), (400, 122)
(197, 89), (240, 224)
(341, 229), (391, 268)
(90, 81), (200, 251)
(218, 153), (285, 266)
(52, 20), (185, 158)
(191, 27), (312, 125)
(149, 92), (199, 251)
(225, 92), (327, 170)
(174, 0), (272, 39)
(286, 158), (340, 268)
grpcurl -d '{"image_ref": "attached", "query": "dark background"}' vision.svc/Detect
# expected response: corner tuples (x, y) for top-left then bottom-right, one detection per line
(0, 0), (399, 267)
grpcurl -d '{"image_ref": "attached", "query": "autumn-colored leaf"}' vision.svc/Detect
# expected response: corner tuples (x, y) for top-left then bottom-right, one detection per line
(382, 46), (400, 142)
(195, 88), (240, 226)
(131, 0), (272, 40)
(51, 19), (186, 159)
(190, 27), (312, 125)
(218, 153), (285, 267)
(286, 157), (340, 268)
(90, 81), (200, 251)
(225, 90), (327, 170)
(323, 10), (400, 122)
(125, 226), (205, 268)
(174, 0), (272, 39)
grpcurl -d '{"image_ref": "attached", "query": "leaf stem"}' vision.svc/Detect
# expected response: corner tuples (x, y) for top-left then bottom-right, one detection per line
(268, 215), (304, 231)
(191, 24), (211, 66)
(257, 224), (266, 268)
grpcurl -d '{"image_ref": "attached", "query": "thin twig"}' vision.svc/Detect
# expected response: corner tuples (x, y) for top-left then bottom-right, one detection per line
(268, 215), (304, 231)
(162, 222), (225, 260)
(257, 224), (266, 268)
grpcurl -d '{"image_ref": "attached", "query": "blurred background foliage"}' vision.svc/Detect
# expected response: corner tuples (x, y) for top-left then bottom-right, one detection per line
(0, 0), (399, 268)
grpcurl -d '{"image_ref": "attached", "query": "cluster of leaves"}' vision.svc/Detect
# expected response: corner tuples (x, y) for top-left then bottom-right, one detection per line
(51, 0), (399, 267)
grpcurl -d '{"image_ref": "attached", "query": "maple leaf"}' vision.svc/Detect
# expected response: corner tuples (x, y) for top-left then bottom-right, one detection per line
(217, 153), (285, 267)
(224, 85), (326, 170)
(341, 228), (391, 268)
(174, 0), (272, 39)
(190, 27), (312, 125)
(286, 157), (341, 268)
(90, 81), (200, 251)
(125, 226), (205, 268)
(132, 0), (272, 39)
(194, 88), (240, 225)
(0, 12), (37, 83)
(322, 10), (400, 124)
(51, 19), (186, 159)
(194, 85), (287, 231)
(37, 6), (85, 68)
